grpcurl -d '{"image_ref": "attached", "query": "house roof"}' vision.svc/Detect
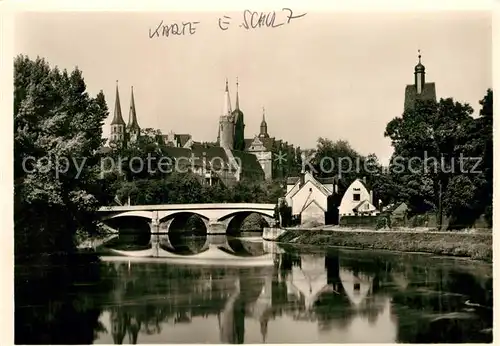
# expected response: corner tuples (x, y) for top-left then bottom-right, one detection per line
(287, 173), (332, 200)
(231, 149), (265, 180)
(404, 82), (437, 111)
(303, 199), (327, 213)
(244, 136), (276, 151)
(175, 134), (192, 147)
(352, 199), (376, 213)
(317, 176), (340, 185)
(98, 146), (112, 154)
(161, 133), (192, 147)
(392, 202), (408, 215)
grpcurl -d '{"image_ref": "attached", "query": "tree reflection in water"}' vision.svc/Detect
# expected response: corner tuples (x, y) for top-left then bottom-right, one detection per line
(15, 243), (493, 344)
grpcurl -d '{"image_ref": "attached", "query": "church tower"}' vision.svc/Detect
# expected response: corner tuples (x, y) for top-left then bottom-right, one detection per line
(258, 107), (269, 139)
(414, 50), (425, 94)
(127, 86), (141, 143)
(219, 79), (235, 149)
(110, 81), (126, 147)
(404, 50), (437, 111)
(233, 78), (245, 151)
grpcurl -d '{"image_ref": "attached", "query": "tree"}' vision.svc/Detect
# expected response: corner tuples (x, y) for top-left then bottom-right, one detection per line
(385, 98), (477, 228)
(14, 55), (108, 257)
(312, 138), (364, 184)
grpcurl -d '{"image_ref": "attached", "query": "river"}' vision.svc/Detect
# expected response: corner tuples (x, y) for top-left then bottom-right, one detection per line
(15, 235), (493, 344)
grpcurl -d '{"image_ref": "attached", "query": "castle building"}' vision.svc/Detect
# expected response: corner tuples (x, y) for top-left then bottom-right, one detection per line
(404, 50), (437, 111)
(216, 79), (295, 181)
(106, 80), (265, 188)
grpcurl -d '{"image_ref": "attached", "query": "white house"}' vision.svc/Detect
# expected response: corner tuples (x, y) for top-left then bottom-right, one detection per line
(339, 178), (379, 216)
(284, 172), (337, 225)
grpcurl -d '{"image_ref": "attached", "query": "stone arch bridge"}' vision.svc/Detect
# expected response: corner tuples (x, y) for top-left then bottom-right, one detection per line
(98, 203), (276, 234)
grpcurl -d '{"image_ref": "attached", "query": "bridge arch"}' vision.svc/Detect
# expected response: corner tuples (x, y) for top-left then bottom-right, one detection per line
(160, 212), (209, 234)
(160, 212), (209, 254)
(219, 211), (274, 236)
(103, 210), (153, 221)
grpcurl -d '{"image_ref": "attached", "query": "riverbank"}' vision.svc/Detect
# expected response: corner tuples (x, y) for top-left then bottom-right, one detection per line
(275, 228), (492, 262)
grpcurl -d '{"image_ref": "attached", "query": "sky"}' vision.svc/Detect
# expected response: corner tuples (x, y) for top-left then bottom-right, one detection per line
(14, 10), (491, 164)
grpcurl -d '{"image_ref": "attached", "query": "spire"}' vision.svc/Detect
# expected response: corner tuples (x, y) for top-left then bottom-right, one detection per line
(111, 80), (125, 125)
(222, 78), (232, 117)
(127, 86), (140, 130)
(259, 107), (269, 138)
(235, 77), (240, 110)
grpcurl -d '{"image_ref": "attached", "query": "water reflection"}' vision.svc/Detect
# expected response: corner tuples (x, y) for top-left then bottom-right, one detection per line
(15, 240), (493, 344)
(107, 232), (267, 258)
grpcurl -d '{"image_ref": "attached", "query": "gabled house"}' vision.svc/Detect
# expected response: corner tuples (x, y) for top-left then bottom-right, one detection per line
(339, 178), (380, 216)
(284, 172), (341, 226)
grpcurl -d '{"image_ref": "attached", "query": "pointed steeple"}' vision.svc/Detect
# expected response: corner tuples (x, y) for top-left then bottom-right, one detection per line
(259, 107), (269, 138)
(232, 77), (245, 151)
(127, 86), (140, 130)
(222, 78), (232, 117)
(235, 77), (240, 110)
(111, 80), (125, 125)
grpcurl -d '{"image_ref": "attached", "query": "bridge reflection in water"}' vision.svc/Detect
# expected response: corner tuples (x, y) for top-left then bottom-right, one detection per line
(16, 237), (492, 344)
(95, 247), (400, 344)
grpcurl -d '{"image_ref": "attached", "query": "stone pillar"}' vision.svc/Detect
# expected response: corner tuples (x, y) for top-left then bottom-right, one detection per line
(205, 235), (231, 250)
(150, 210), (160, 257)
(150, 210), (159, 233)
(206, 219), (228, 234)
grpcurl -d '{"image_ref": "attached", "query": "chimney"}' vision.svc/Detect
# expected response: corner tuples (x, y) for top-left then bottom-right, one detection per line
(370, 190), (373, 204)
(334, 183), (338, 194)
(363, 176), (367, 184)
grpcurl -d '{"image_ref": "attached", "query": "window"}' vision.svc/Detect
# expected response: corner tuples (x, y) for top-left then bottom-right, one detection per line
(353, 193), (360, 201)
(309, 188), (312, 192)
(353, 188), (360, 191)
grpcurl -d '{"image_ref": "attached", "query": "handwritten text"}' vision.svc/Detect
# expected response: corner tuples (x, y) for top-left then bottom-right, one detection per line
(149, 20), (200, 38)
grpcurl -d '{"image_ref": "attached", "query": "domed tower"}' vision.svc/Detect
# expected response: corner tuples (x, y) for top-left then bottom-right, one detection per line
(127, 86), (141, 143)
(403, 50), (436, 111)
(414, 49), (425, 95)
(219, 79), (235, 149)
(258, 107), (269, 139)
(110, 81), (126, 147)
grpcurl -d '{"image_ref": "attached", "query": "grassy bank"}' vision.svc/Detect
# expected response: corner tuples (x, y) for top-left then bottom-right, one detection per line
(276, 229), (492, 262)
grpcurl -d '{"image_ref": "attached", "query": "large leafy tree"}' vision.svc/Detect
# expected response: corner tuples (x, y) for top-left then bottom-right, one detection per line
(14, 55), (108, 257)
(311, 138), (364, 184)
(385, 97), (480, 228)
(444, 89), (493, 227)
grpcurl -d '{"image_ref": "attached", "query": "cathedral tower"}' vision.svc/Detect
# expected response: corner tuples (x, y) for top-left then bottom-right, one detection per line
(233, 77), (245, 151)
(110, 81), (126, 146)
(219, 79), (235, 149)
(127, 86), (141, 143)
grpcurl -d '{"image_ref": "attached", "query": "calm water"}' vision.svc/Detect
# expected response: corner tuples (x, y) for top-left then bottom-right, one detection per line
(15, 236), (493, 344)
